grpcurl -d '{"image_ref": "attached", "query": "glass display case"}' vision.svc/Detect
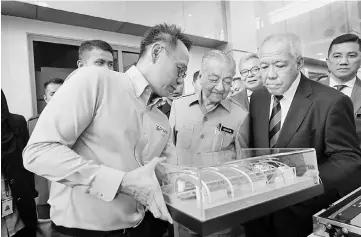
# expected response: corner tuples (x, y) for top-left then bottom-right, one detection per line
(159, 148), (324, 235)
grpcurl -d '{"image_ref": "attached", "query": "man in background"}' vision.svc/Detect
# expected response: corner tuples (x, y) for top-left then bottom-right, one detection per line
(28, 78), (64, 136)
(232, 53), (263, 110)
(321, 33), (361, 147)
(27, 78), (64, 220)
(228, 77), (243, 97)
(192, 70), (201, 93)
(77, 40), (114, 70)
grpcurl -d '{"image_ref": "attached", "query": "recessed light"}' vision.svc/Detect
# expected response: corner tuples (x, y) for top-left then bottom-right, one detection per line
(188, 14), (192, 17)
(317, 53), (323, 56)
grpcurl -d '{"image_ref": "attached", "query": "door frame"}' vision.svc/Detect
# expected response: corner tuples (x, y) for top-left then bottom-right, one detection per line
(27, 33), (139, 115)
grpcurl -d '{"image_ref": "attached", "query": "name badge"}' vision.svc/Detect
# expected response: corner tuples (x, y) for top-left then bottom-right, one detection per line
(221, 126), (234, 134)
(2, 197), (13, 217)
(156, 125), (168, 135)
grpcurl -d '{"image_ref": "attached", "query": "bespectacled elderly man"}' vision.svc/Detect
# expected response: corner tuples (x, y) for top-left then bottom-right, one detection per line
(169, 49), (249, 237)
(231, 53), (263, 110)
(245, 33), (361, 237)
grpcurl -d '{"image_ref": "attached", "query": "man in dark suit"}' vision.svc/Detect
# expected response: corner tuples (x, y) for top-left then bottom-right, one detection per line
(320, 33), (361, 147)
(245, 33), (361, 237)
(232, 53), (263, 110)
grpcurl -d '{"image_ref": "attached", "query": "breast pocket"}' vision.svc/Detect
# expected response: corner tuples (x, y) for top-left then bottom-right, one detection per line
(212, 131), (234, 151)
(177, 123), (195, 149)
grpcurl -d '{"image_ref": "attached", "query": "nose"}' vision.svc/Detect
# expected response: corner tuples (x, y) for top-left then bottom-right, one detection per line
(267, 66), (278, 80)
(339, 55), (349, 65)
(215, 80), (225, 91)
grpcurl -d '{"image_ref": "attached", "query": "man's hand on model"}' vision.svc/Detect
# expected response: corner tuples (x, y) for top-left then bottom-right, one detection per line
(118, 157), (173, 224)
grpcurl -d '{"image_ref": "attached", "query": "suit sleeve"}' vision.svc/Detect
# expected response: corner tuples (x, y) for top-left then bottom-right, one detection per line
(23, 67), (125, 202)
(321, 94), (361, 195)
(235, 111), (250, 150)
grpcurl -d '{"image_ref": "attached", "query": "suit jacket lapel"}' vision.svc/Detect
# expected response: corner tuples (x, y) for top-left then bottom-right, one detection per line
(276, 75), (313, 148)
(243, 90), (249, 111)
(351, 77), (361, 113)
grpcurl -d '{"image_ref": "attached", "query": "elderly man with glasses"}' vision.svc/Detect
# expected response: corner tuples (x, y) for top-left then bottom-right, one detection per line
(232, 53), (263, 111)
(169, 50), (249, 237)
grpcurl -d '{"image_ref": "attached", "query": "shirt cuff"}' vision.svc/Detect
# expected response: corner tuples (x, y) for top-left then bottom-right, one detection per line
(88, 165), (125, 202)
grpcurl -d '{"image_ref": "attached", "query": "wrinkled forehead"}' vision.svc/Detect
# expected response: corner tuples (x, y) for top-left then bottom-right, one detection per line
(204, 58), (235, 76)
(259, 40), (293, 63)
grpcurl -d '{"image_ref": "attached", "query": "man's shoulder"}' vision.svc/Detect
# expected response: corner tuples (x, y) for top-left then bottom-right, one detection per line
(308, 78), (345, 101)
(173, 93), (196, 104)
(229, 92), (248, 111)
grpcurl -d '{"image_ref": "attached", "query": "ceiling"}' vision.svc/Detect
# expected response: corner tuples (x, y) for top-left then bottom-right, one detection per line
(1, 1), (228, 49)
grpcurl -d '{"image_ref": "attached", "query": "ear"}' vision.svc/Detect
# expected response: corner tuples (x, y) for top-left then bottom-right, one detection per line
(326, 58), (330, 69)
(296, 57), (304, 70)
(151, 44), (162, 64)
(43, 94), (48, 104)
(77, 60), (84, 68)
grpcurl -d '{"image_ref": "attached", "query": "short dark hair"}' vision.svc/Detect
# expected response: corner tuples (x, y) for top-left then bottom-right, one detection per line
(44, 78), (64, 90)
(328, 33), (361, 56)
(78, 40), (114, 60)
(193, 70), (200, 83)
(139, 23), (192, 59)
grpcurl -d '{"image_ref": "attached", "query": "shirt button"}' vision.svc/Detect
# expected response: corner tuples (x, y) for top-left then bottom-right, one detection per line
(200, 134), (205, 139)
(97, 192), (103, 197)
(203, 116), (208, 122)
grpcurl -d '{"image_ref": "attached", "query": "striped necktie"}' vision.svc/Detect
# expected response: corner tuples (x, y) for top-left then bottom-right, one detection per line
(269, 95), (283, 148)
(334, 85), (347, 92)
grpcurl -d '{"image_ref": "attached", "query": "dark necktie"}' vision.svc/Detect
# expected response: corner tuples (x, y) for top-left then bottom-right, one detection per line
(269, 95), (283, 148)
(334, 85), (347, 92)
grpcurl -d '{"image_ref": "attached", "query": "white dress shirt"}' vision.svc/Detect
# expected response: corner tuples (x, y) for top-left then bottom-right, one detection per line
(329, 76), (356, 98)
(269, 73), (301, 128)
(23, 66), (175, 230)
(246, 89), (253, 102)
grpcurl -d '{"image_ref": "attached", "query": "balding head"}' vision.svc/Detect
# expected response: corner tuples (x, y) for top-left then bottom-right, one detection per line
(260, 33), (303, 60)
(258, 33), (304, 95)
(199, 50), (236, 104)
(201, 50), (236, 75)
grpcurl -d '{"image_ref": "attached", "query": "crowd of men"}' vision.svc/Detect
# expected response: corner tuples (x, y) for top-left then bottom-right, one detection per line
(1, 22), (361, 237)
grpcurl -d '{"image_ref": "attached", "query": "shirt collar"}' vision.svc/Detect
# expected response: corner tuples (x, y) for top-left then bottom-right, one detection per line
(246, 89), (253, 97)
(125, 66), (161, 106)
(189, 91), (231, 112)
(282, 72), (301, 101)
(329, 75), (356, 89)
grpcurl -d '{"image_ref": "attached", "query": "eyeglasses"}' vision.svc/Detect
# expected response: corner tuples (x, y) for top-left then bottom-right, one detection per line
(161, 46), (188, 79)
(208, 78), (233, 87)
(240, 66), (260, 77)
(329, 54), (360, 63)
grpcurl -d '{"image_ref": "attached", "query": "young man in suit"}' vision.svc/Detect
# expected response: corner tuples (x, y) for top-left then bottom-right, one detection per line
(320, 33), (361, 147)
(231, 53), (263, 110)
(245, 33), (361, 237)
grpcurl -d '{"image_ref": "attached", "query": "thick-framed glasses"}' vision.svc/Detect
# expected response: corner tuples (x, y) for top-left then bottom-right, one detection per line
(329, 54), (361, 64)
(240, 66), (260, 77)
(161, 46), (188, 79)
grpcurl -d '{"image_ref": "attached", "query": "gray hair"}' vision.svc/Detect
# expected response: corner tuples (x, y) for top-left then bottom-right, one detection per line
(259, 33), (303, 59)
(238, 53), (259, 70)
(201, 50), (236, 75)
